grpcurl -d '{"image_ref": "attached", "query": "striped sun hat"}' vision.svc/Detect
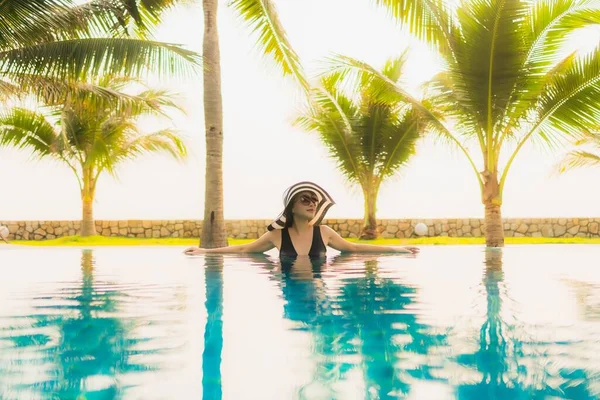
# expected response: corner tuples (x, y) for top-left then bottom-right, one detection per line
(267, 181), (335, 231)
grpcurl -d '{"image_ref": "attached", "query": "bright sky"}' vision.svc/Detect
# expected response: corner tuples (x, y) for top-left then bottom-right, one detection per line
(0, 0), (599, 221)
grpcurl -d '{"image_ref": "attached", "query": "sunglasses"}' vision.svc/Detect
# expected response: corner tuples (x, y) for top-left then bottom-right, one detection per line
(297, 194), (319, 206)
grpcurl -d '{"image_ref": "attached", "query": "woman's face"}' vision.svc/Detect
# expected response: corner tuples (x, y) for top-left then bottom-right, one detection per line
(291, 191), (319, 221)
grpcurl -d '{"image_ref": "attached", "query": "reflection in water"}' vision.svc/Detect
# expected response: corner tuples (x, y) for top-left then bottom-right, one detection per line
(347, 258), (447, 397)
(1, 247), (600, 399)
(50, 250), (131, 398)
(0, 250), (178, 399)
(202, 255), (224, 400)
(456, 249), (515, 399)
(276, 255), (447, 398)
(565, 279), (600, 322)
(456, 249), (596, 400)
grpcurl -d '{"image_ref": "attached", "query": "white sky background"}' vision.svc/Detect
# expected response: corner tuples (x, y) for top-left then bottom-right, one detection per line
(0, 0), (599, 221)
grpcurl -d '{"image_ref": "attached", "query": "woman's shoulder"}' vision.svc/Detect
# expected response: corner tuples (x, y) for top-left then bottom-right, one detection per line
(318, 224), (333, 230)
(265, 229), (282, 237)
(265, 228), (283, 241)
(318, 224), (336, 236)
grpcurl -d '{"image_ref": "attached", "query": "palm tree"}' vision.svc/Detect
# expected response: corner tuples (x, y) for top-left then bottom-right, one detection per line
(296, 54), (423, 239)
(332, 0), (600, 246)
(201, 0), (227, 249)
(557, 131), (600, 173)
(0, 76), (187, 236)
(200, 0), (309, 248)
(0, 0), (199, 101)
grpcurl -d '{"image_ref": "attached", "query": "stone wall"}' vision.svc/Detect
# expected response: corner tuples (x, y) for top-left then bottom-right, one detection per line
(1, 218), (600, 240)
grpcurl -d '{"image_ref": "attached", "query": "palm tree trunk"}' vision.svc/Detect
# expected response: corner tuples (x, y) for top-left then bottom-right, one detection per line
(482, 171), (504, 247)
(360, 187), (379, 240)
(80, 169), (96, 237)
(201, 0), (228, 248)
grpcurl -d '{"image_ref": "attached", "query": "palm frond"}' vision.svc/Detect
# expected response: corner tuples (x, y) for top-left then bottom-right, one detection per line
(326, 55), (426, 112)
(296, 83), (363, 183)
(530, 119), (571, 152)
(0, 0), (185, 50)
(0, 79), (21, 101)
(1, 1), (127, 48)
(529, 0), (600, 71)
(0, 38), (201, 81)
(501, 0), (600, 137)
(3, 73), (138, 106)
(96, 74), (144, 89)
(558, 149), (600, 172)
(423, 71), (484, 142)
(499, 46), (600, 193)
(0, 72), (186, 188)
(0, 107), (57, 157)
(61, 107), (96, 153)
(116, 128), (187, 163)
(95, 86), (183, 119)
(452, 0), (529, 155)
(230, 0), (309, 92)
(373, 0), (459, 56)
(377, 109), (422, 180)
(112, 0), (185, 36)
(0, 0), (71, 49)
(89, 119), (140, 173)
(536, 45), (600, 138)
(327, 53), (483, 186)
(3, 75), (183, 130)
(381, 50), (410, 83)
(358, 70), (417, 177)
(298, 59), (425, 190)
(132, 88), (184, 115)
(357, 101), (387, 176)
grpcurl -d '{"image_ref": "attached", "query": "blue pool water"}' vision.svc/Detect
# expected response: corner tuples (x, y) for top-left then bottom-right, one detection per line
(0, 245), (599, 399)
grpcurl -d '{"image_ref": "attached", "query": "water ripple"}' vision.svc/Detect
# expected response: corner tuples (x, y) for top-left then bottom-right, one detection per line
(0, 246), (599, 399)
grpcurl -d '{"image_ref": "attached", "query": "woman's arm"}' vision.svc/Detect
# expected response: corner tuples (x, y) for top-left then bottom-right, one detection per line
(322, 226), (419, 254)
(184, 231), (276, 255)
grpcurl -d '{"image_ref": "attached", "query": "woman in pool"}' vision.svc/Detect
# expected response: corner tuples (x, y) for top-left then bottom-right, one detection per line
(184, 181), (419, 256)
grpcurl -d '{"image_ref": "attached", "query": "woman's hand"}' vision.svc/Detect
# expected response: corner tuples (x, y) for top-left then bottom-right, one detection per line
(184, 247), (205, 255)
(400, 246), (420, 254)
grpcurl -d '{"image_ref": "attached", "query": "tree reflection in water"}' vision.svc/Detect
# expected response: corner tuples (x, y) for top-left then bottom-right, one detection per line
(276, 254), (447, 398)
(0, 250), (169, 399)
(202, 255), (224, 400)
(455, 249), (596, 400)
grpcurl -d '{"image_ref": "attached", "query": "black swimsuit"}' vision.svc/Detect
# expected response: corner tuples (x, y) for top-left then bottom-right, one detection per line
(279, 226), (327, 258)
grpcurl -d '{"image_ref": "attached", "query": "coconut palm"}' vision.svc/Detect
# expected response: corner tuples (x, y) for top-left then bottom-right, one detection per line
(0, 76), (186, 236)
(200, 0), (309, 248)
(201, 0), (227, 248)
(0, 0), (199, 106)
(332, 0), (600, 246)
(297, 54), (423, 239)
(558, 131), (600, 172)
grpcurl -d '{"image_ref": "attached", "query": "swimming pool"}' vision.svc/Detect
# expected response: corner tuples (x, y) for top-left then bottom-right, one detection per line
(0, 245), (599, 399)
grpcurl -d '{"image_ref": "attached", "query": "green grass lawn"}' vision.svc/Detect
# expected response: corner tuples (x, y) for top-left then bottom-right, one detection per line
(8, 235), (600, 247)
